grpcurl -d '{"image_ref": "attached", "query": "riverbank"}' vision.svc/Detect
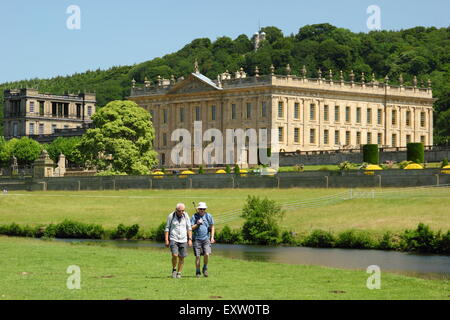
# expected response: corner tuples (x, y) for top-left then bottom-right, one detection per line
(0, 237), (448, 300)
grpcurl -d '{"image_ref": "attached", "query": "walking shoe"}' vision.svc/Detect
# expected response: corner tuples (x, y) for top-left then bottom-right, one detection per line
(196, 272), (201, 278)
(172, 270), (177, 278)
(176, 272), (182, 279)
(202, 268), (208, 277)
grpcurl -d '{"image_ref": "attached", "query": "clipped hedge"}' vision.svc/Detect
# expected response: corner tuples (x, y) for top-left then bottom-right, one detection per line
(363, 144), (379, 164)
(407, 143), (425, 164)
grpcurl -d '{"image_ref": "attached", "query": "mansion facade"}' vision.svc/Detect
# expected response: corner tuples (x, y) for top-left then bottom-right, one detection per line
(129, 66), (434, 167)
(3, 88), (96, 142)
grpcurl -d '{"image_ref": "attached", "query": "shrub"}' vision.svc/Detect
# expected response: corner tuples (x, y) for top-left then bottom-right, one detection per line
(198, 165), (205, 174)
(0, 223), (45, 238)
(441, 158), (449, 168)
(234, 164), (240, 175)
(0, 223), (23, 236)
(149, 222), (166, 242)
(363, 144), (379, 164)
(376, 231), (397, 250)
(43, 224), (57, 238)
(435, 231), (450, 255)
(407, 143), (424, 164)
(111, 224), (140, 239)
(281, 230), (297, 245)
(400, 223), (437, 253)
(241, 196), (284, 245)
(225, 165), (231, 174)
(216, 226), (243, 244)
(336, 230), (375, 249)
(302, 230), (335, 248)
(51, 220), (104, 239)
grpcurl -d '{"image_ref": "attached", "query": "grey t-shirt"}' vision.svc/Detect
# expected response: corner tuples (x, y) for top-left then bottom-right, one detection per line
(165, 212), (192, 243)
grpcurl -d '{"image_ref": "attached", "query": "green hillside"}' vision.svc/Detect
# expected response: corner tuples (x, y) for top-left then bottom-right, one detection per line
(1, 24), (449, 143)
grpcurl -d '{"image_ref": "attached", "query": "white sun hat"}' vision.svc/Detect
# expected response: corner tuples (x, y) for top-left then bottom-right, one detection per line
(197, 202), (208, 209)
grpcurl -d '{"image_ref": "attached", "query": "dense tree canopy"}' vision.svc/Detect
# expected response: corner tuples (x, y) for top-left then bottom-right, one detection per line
(0, 137), (42, 166)
(1, 24), (449, 143)
(76, 100), (158, 175)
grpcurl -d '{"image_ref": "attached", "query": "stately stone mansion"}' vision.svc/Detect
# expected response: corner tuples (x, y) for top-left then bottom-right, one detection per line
(3, 88), (96, 142)
(129, 64), (434, 166)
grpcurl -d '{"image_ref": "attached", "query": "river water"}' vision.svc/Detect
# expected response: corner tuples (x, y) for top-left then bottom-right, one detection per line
(56, 239), (450, 280)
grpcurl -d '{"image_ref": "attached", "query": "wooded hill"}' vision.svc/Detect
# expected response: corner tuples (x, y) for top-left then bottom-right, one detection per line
(1, 24), (449, 143)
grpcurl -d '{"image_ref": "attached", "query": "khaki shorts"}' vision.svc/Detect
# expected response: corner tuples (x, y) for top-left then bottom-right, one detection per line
(193, 239), (212, 257)
(170, 240), (188, 258)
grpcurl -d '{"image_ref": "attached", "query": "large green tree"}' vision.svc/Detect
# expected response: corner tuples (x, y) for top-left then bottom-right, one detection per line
(2, 137), (43, 166)
(77, 100), (158, 175)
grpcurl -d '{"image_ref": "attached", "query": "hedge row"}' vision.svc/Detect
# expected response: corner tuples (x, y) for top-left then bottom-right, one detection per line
(0, 220), (166, 241)
(215, 223), (449, 254)
(0, 221), (448, 255)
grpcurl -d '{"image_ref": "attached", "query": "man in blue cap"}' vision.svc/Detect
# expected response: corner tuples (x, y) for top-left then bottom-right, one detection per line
(191, 202), (215, 278)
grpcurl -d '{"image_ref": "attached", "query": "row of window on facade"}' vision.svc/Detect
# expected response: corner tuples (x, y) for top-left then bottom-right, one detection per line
(279, 127), (427, 146)
(8, 122), (79, 137)
(156, 128), (426, 149)
(150, 103), (267, 124)
(150, 103), (428, 127)
(9, 101), (92, 118)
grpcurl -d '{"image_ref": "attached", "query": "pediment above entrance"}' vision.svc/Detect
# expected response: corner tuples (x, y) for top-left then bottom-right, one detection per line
(167, 73), (222, 95)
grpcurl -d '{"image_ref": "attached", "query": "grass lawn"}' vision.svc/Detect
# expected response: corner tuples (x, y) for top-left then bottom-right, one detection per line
(0, 188), (449, 237)
(0, 236), (448, 300)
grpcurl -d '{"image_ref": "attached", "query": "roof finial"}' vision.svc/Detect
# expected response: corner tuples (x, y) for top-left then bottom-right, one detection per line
(270, 64), (275, 75)
(350, 70), (355, 83)
(194, 59), (199, 74)
(302, 65), (307, 79)
(286, 64), (291, 76)
(144, 77), (150, 88)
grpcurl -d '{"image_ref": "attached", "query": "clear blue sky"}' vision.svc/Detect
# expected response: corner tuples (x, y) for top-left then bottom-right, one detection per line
(0, 0), (449, 84)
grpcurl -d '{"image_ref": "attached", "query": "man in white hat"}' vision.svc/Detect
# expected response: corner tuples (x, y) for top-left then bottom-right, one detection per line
(191, 202), (215, 278)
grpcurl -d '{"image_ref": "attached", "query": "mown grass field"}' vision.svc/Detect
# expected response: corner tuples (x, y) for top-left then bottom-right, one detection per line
(0, 187), (449, 236)
(0, 237), (448, 300)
